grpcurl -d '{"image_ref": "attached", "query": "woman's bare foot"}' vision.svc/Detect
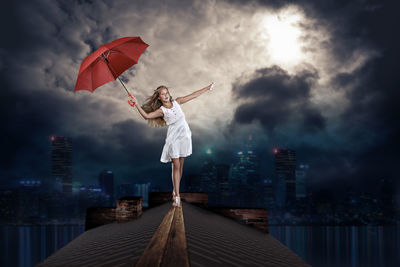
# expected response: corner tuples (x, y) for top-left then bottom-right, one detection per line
(174, 196), (181, 208)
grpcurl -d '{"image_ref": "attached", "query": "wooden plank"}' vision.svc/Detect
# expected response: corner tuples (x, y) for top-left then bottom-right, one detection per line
(161, 207), (191, 267)
(134, 207), (175, 267)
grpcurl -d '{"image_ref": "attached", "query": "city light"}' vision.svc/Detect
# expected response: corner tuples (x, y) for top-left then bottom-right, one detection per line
(206, 148), (212, 155)
(19, 179), (41, 186)
(89, 188), (102, 192)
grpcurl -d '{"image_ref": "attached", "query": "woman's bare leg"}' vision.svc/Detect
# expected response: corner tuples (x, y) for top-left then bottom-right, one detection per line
(171, 164), (175, 196)
(171, 158), (184, 196)
(171, 158), (181, 197)
(179, 157), (184, 189)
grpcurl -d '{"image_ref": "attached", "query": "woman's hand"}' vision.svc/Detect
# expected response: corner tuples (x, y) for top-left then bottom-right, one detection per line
(208, 82), (215, 91)
(128, 94), (138, 107)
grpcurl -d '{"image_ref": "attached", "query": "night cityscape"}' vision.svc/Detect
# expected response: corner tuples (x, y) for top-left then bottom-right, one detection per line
(1, 135), (398, 227)
(1, 0), (400, 266)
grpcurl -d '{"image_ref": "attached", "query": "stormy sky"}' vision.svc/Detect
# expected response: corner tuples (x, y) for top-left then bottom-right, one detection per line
(0, 0), (398, 195)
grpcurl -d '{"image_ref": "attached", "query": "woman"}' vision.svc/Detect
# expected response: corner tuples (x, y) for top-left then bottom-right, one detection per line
(131, 83), (214, 207)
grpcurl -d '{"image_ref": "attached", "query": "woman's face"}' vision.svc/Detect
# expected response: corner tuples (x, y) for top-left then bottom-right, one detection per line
(159, 88), (170, 102)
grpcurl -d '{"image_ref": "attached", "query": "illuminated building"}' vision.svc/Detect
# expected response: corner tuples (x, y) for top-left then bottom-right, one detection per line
(216, 164), (230, 206)
(231, 135), (261, 207)
(262, 177), (275, 209)
(51, 136), (73, 195)
(295, 163), (308, 198)
(274, 148), (296, 207)
(16, 178), (43, 223)
(134, 182), (151, 208)
(200, 151), (217, 195)
(77, 185), (108, 218)
(99, 170), (114, 205)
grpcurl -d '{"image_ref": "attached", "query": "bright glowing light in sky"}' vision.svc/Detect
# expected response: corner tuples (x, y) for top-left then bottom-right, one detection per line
(261, 9), (304, 65)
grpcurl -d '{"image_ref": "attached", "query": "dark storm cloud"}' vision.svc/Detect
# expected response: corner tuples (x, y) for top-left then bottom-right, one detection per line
(231, 65), (325, 135)
(227, 0), (400, 192)
(329, 0), (400, 185)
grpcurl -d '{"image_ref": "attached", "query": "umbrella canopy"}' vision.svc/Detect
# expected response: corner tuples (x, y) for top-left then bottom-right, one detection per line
(74, 36), (149, 93)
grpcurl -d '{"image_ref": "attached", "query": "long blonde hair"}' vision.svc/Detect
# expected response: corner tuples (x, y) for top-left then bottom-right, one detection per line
(141, 85), (174, 127)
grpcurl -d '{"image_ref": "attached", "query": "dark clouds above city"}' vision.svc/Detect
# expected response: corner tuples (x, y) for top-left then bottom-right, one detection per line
(0, 0), (398, 194)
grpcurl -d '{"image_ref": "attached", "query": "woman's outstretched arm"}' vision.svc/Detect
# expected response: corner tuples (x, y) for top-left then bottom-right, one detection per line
(176, 83), (214, 105)
(131, 96), (163, 120)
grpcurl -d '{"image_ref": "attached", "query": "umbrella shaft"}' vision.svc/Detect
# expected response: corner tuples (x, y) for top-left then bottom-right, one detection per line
(117, 77), (130, 95)
(102, 53), (131, 96)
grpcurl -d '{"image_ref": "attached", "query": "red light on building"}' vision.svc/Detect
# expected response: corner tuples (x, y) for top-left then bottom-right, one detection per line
(50, 136), (55, 141)
(273, 148), (278, 154)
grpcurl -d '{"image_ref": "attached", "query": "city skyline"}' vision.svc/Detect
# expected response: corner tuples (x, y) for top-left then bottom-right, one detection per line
(0, 132), (395, 201)
(1, 134), (397, 226)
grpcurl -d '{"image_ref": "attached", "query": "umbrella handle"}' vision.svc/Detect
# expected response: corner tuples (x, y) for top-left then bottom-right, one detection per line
(128, 93), (136, 107)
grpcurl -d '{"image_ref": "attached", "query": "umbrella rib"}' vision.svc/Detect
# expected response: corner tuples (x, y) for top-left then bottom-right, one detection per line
(109, 49), (137, 64)
(101, 56), (118, 80)
(107, 39), (143, 53)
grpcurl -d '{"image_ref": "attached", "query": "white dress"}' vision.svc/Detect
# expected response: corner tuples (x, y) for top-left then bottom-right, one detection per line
(160, 99), (192, 163)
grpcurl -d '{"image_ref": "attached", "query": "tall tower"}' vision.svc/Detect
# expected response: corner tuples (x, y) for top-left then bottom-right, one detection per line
(134, 182), (151, 208)
(215, 164), (230, 206)
(232, 135), (261, 207)
(51, 136), (73, 196)
(234, 135), (261, 184)
(200, 149), (217, 194)
(99, 170), (114, 206)
(274, 148), (296, 207)
(295, 163), (308, 199)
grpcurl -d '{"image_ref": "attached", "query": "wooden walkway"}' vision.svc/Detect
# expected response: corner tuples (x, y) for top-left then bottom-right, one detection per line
(36, 202), (311, 267)
(135, 206), (190, 267)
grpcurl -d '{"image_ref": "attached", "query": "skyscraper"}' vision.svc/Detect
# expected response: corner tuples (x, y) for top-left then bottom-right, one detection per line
(236, 135), (261, 185)
(262, 177), (275, 210)
(99, 170), (114, 206)
(134, 182), (151, 208)
(231, 135), (261, 207)
(216, 164), (230, 206)
(200, 154), (217, 194)
(295, 163), (308, 199)
(51, 136), (73, 195)
(274, 148), (296, 207)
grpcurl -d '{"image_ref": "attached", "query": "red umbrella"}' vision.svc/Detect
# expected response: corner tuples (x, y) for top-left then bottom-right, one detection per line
(73, 36), (149, 106)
